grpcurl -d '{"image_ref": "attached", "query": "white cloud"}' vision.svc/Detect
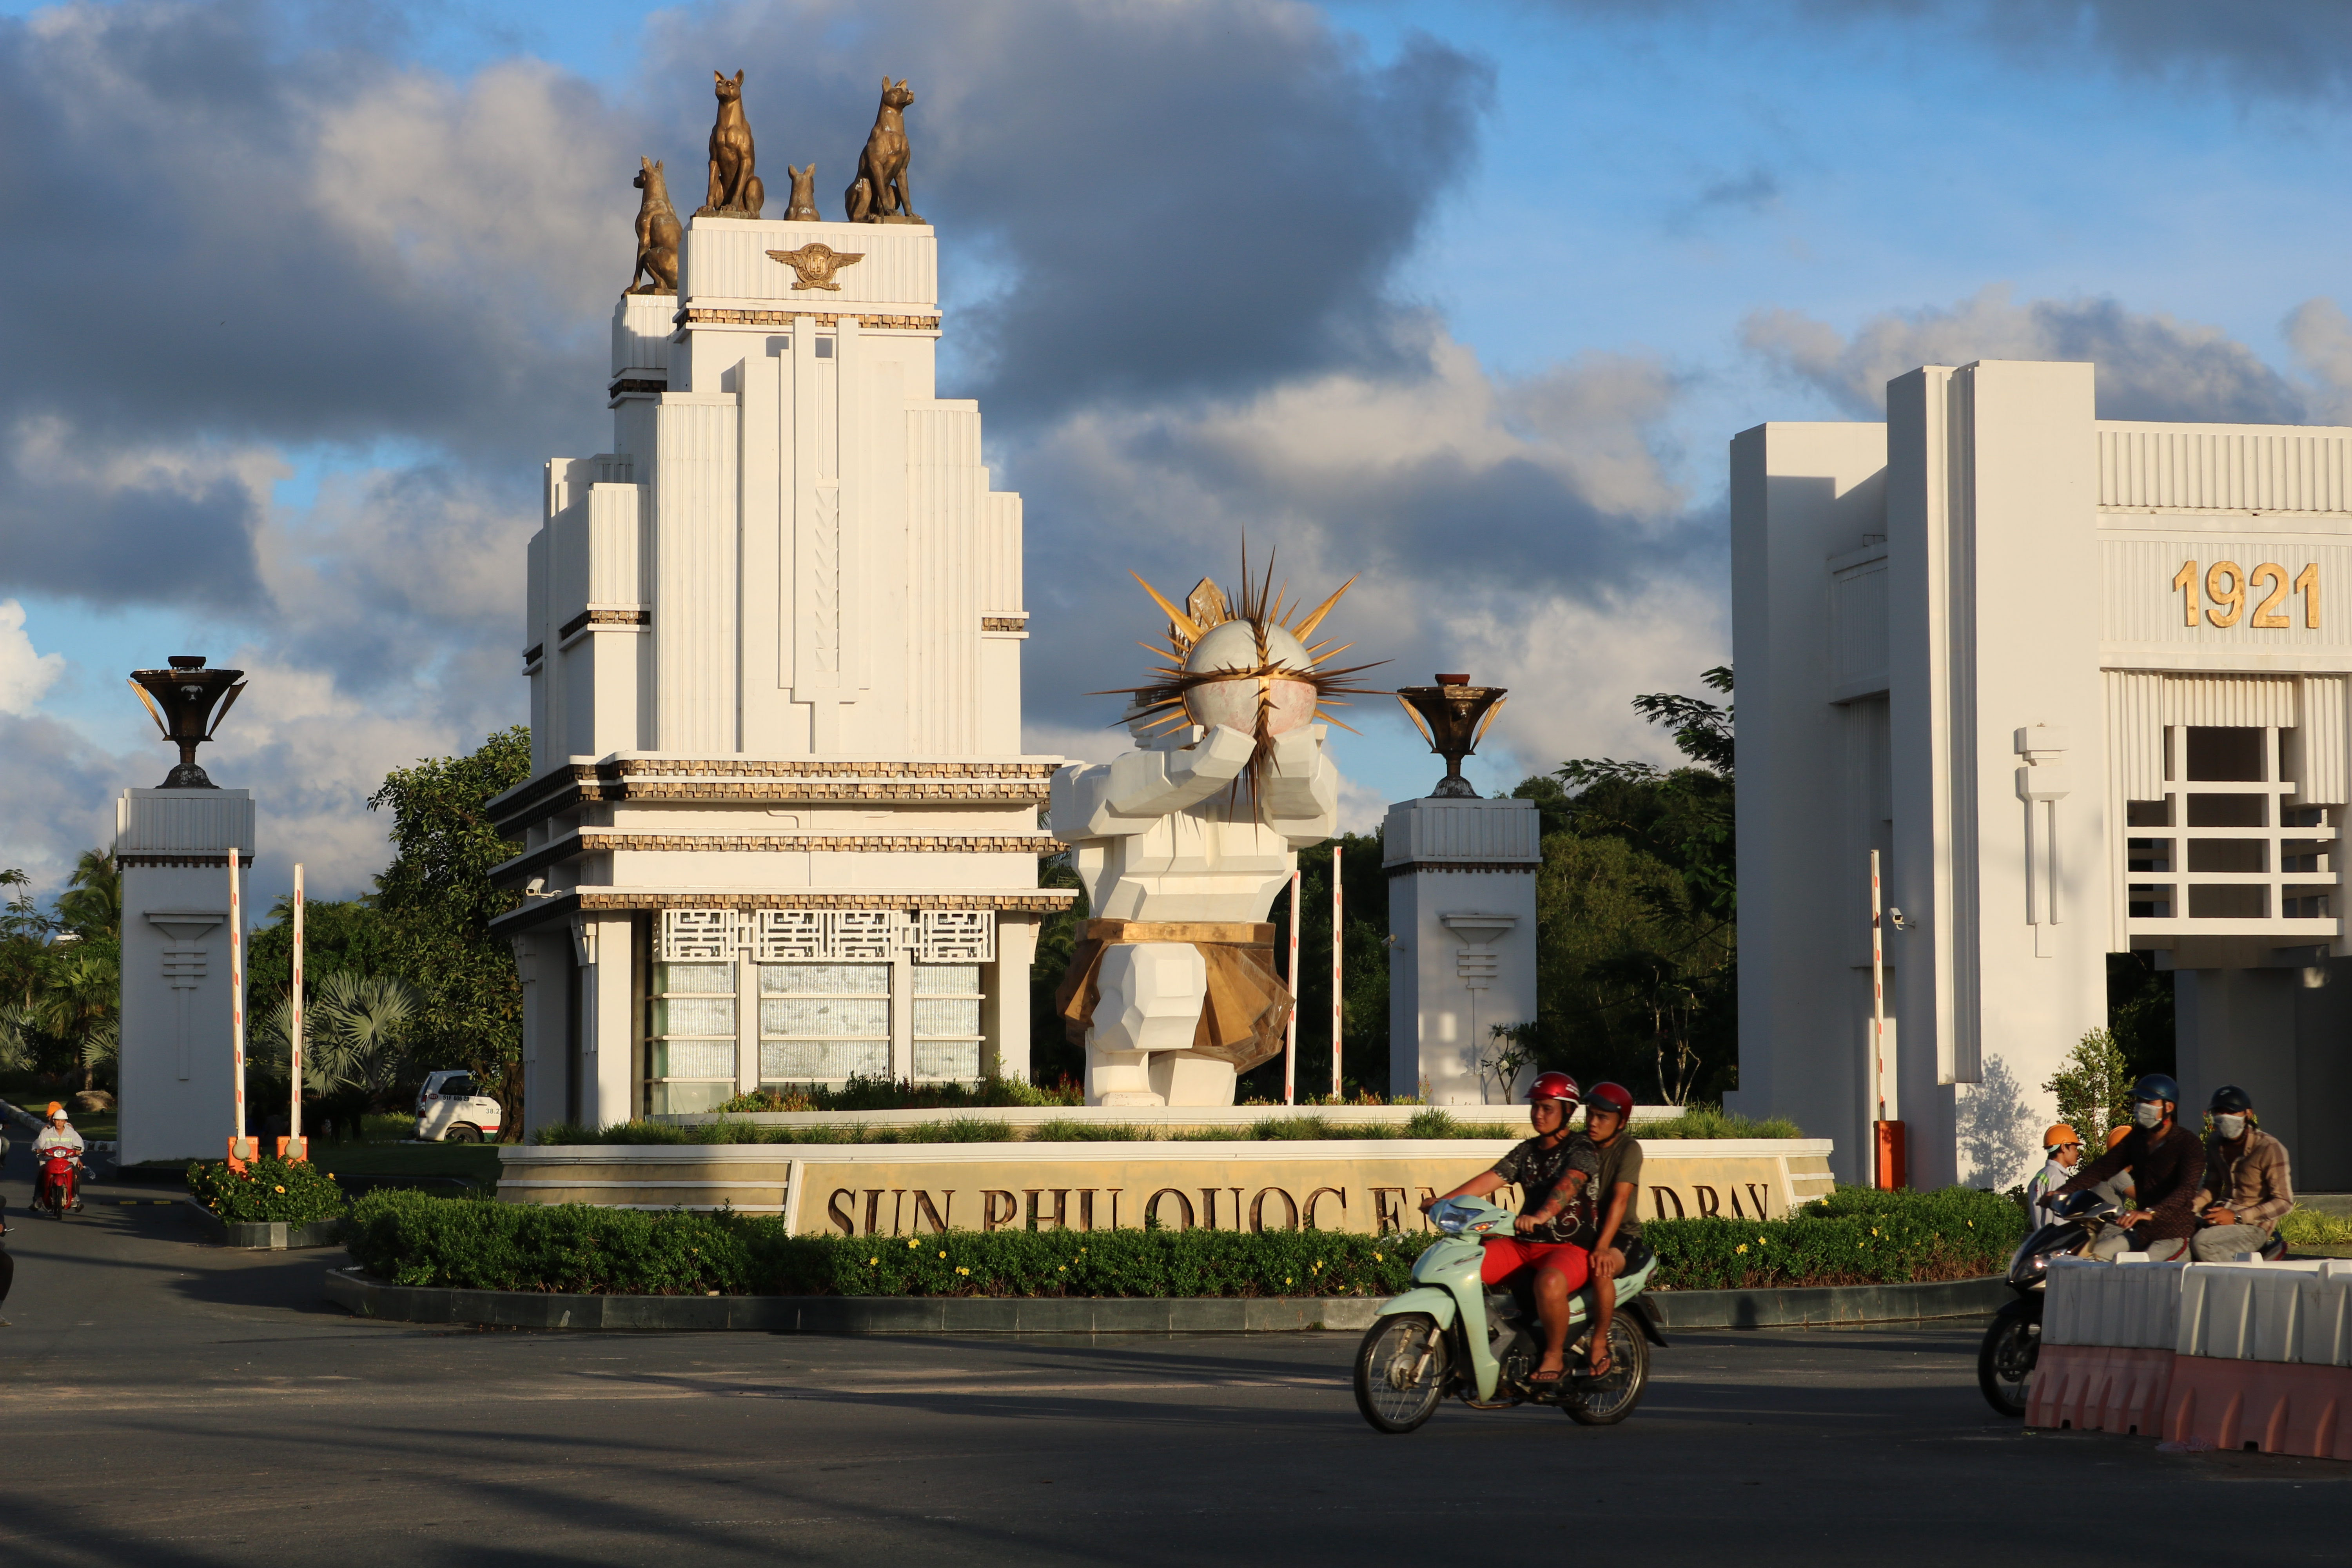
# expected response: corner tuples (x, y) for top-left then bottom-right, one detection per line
(0, 599), (64, 717)
(1742, 285), (2307, 423)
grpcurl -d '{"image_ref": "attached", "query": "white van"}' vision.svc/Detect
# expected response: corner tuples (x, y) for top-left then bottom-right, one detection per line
(414, 1070), (503, 1144)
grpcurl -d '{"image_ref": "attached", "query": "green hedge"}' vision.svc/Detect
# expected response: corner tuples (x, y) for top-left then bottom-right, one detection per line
(534, 1105), (1805, 1147)
(187, 1155), (347, 1224)
(345, 1184), (2013, 1296)
(1647, 1185), (2024, 1290)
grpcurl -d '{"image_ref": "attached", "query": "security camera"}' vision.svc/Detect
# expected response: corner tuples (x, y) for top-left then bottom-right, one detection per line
(1887, 907), (1913, 932)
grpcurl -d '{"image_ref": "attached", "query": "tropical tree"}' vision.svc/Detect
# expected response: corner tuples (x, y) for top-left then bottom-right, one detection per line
(368, 728), (532, 1133)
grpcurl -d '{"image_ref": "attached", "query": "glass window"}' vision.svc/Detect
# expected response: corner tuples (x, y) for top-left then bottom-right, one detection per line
(759, 962), (890, 1085)
(911, 962), (984, 1082)
(647, 961), (739, 1112)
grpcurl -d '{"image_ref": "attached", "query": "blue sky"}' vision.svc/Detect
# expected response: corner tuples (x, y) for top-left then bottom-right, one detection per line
(5, 0), (2352, 904)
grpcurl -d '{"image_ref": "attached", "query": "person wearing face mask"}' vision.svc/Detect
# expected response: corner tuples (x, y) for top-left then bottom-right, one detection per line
(2190, 1085), (2294, 1263)
(2053, 1073), (2205, 1261)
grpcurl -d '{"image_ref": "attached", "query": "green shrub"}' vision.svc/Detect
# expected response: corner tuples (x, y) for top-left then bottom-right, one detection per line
(346, 1184), (2018, 1296)
(187, 1155), (347, 1224)
(1647, 1185), (2025, 1290)
(2281, 1208), (2352, 1250)
(713, 1074), (1083, 1114)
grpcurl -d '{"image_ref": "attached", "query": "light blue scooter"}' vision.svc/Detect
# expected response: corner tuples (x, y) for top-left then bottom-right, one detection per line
(1353, 1195), (1667, 1433)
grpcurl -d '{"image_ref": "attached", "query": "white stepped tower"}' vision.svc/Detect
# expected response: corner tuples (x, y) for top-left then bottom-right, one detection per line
(490, 214), (1071, 1134)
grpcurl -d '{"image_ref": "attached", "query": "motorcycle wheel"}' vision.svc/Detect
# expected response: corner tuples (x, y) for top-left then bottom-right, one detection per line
(1562, 1317), (1650, 1426)
(1978, 1298), (2039, 1417)
(1353, 1312), (1449, 1434)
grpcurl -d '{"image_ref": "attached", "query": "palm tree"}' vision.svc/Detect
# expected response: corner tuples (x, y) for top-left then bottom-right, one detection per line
(253, 973), (421, 1140)
(34, 944), (119, 1093)
(53, 850), (119, 942)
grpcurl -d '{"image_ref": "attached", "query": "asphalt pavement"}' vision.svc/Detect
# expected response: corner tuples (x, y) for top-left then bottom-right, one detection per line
(0, 1136), (2342, 1567)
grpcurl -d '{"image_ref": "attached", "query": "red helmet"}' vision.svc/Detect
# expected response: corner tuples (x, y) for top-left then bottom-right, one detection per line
(1528, 1071), (1581, 1108)
(1586, 1082), (1635, 1119)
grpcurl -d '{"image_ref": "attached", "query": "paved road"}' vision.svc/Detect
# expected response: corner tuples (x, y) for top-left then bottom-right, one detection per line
(0, 1142), (2341, 1566)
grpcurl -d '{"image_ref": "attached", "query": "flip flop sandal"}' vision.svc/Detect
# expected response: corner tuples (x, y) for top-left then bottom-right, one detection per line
(1528, 1366), (1566, 1385)
(1575, 1356), (1613, 1379)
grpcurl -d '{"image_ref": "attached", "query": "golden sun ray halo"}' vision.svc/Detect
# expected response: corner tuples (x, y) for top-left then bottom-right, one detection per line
(1091, 543), (1387, 819)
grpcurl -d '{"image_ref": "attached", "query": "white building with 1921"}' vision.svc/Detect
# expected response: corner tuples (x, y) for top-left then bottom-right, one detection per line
(1733, 359), (2352, 1193)
(489, 211), (1071, 1135)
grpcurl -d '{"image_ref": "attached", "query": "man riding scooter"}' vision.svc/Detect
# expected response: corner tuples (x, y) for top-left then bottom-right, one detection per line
(2191, 1084), (2294, 1262)
(2053, 1073), (2204, 1261)
(1421, 1071), (1599, 1385)
(33, 1104), (85, 1216)
(1577, 1082), (1645, 1380)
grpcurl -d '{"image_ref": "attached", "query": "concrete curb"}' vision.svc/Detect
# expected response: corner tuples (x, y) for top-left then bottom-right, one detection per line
(1646, 1274), (2011, 1329)
(321, 1268), (2007, 1334)
(322, 1269), (1384, 1332)
(180, 1198), (347, 1252)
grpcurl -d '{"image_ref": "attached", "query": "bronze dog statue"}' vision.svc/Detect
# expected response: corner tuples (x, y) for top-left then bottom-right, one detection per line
(844, 78), (922, 223)
(697, 68), (764, 217)
(629, 157), (681, 294)
(783, 162), (820, 221)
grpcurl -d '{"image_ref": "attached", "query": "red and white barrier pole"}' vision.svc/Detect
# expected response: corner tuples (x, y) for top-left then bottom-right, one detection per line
(1330, 845), (1343, 1101)
(284, 863), (307, 1162)
(1284, 869), (1299, 1107)
(228, 847), (252, 1166)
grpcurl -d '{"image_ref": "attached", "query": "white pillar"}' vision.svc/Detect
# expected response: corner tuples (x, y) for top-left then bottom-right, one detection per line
(1383, 796), (1540, 1106)
(116, 787), (255, 1164)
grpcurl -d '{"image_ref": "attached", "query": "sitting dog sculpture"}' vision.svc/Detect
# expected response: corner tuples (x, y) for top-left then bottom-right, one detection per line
(628, 157), (681, 295)
(844, 78), (922, 223)
(697, 68), (764, 217)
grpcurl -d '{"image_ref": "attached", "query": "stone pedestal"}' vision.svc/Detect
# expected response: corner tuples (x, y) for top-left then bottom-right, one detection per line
(1383, 796), (1540, 1106)
(115, 788), (255, 1165)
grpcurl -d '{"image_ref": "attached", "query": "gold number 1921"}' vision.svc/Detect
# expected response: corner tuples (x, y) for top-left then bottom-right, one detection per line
(2174, 559), (2319, 630)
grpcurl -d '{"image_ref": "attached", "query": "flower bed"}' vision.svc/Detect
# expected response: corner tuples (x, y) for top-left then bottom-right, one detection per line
(345, 1184), (2016, 1296)
(186, 1155), (348, 1225)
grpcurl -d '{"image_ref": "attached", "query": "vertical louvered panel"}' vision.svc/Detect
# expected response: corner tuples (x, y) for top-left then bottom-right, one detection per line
(2104, 670), (2164, 801)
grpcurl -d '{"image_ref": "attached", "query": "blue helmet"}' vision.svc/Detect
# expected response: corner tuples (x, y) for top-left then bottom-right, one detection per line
(2132, 1073), (2181, 1106)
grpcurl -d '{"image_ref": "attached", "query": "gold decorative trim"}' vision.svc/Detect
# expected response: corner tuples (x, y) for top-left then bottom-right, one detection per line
(490, 887), (1078, 935)
(493, 830), (1065, 886)
(117, 852), (256, 869)
(765, 243), (864, 290)
(488, 758), (1063, 835)
(981, 616), (1028, 632)
(676, 308), (940, 331)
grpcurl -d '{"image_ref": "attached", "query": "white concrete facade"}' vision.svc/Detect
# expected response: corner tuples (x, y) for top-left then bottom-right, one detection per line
(114, 788), (254, 1164)
(492, 215), (1069, 1136)
(1383, 796), (1541, 1105)
(1733, 359), (2352, 1192)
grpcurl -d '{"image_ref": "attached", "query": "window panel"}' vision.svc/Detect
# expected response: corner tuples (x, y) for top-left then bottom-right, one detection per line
(651, 1040), (736, 1079)
(912, 997), (981, 1037)
(759, 963), (889, 996)
(762, 1040), (890, 1080)
(912, 964), (980, 995)
(658, 963), (736, 995)
(913, 1042), (982, 1078)
(760, 996), (889, 1037)
(651, 996), (735, 1038)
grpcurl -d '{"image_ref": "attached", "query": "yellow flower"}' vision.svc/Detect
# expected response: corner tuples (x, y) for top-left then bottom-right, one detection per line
(1756, 1236), (1766, 1246)
(1735, 1244), (1749, 1254)
(1058, 1265), (1066, 1272)
(1285, 1277), (1293, 1285)
(274, 1185), (286, 1194)
(1373, 1252), (1384, 1262)
(937, 1250), (947, 1259)
(907, 1238), (919, 1249)
(868, 1256), (879, 1265)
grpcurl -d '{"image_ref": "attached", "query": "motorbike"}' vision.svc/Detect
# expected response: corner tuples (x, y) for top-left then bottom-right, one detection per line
(1976, 1189), (2290, 1415)
(1353, 1195), (1668, 1434)
(34, 1147), (84, 1221)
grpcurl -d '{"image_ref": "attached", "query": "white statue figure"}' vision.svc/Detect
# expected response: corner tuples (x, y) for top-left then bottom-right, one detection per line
(1049, 564), (1377, 1107)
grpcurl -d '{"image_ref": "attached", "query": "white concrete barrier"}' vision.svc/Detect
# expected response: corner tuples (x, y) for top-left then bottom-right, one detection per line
(2177, 1258), (2352, 1365)
(2043, 1256), (2185, 1349)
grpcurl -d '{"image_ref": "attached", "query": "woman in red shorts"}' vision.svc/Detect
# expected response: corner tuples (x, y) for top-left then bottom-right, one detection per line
(1421, 1071), (1598, 1384)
